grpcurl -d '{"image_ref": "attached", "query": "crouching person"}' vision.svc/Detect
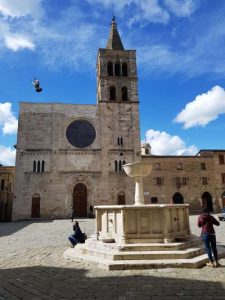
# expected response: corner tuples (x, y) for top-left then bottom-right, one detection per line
(68, 221), (86, 248)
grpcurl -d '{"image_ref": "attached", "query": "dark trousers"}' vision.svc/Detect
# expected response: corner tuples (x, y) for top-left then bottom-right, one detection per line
(202, 233), (218, 262)
(68, 234), (78, 246)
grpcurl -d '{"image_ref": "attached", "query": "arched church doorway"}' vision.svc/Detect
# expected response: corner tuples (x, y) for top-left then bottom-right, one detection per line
(222, 191), (225, 207)
(73, 183), (87, 217)
(172, 192), (184, 204)
(117, 192), (125, 205)
(31, 194), (40, 218)
(202, 192), (213, 212)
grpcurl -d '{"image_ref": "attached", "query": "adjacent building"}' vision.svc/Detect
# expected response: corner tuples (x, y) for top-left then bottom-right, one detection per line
(0, 165), (15, 221)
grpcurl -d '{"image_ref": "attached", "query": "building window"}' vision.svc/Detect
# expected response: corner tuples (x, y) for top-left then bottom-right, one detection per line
(110, 86), (116, 100)
(155, 163), (161, 170)
(122, 86), (128, 101)
(222, 173), (225, 184)
(201, 163), (206, 170)
(115, 160), (125, 172)
(41, 161), (45, 172)
(115, 161), (118, 172)
(219, 155), (224, 164)
(1, 179), (5, 191)
(115, 62), (121, 76)
(177, 163), (183, 170)
(107, 62), (113, 76)
(145, 148), (149, 155)
(202, 177), (208, 185)
(33, 160), (36, 172)
(117, 137), (123, 146)
(156, 177), (164, 185)
(122, 62), (128, 76)
(33, 160), (45, 173)
(37, 161), (41, 173)
(151, 197), (158, 203)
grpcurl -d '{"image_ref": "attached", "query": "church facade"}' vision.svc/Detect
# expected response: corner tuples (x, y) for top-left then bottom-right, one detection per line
(12, 20), (225, 220)
(12, 19), (141, 220)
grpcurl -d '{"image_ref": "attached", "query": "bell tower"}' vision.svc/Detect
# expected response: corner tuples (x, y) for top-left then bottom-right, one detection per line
(97, 17), (139, 104)
(97, 18), (141, 204)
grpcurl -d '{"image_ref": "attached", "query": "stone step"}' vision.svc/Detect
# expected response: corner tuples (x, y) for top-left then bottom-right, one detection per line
(63, 249), (207, 270)
(64, 245), (225, 270)
(78, 245), (204, 260)
(85, 236), (202, 252)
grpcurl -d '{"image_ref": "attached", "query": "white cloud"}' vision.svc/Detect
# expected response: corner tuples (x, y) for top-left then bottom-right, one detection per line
(0, 145), (16, 166)
(144, 129), (198, 155)
(165, 0), (198, 17)
(87, 0), (198, 25)
(0, 0), (43, 19)
(174, 86), (225, 129)
(4, 34), (35, 51)
(129, 0), (170, 26)
(0, 102), (18, 135)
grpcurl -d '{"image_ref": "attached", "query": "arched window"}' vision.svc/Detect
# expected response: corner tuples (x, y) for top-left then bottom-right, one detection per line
(115, 161), (118, 172)
(37, 161), (41, 173)
(107, 62), (113, 76)
(33, 161), (36, 172)
(122, 86), (128, 101)
(119, 161), (122, 172)
(122, 62), (128, 76)
(115, 62), (121, 76)
(41, 160), (45, 172)
(110, 86), (116, 100)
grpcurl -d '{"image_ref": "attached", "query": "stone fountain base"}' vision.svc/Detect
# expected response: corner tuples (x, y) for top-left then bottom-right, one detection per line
(63, 236), (225, 270)
(63, 204), (225, 269)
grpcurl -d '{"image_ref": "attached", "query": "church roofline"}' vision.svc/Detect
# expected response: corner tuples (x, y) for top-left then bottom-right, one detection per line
(19, 101), (97, 106)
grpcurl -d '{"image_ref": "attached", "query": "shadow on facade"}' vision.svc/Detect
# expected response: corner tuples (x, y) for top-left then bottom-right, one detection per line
(0, 265), (225, 299)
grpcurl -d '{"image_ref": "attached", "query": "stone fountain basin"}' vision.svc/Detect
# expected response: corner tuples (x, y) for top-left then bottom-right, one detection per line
(94, 204), (191, 244)
(123, 162), (152, 177)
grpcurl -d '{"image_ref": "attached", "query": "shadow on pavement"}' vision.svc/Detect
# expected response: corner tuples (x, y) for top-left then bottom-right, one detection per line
(0, 219), (54, 237)
(0, 265), (225, 299)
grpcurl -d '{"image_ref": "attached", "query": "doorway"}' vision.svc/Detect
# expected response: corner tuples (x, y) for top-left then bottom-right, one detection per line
(117, 192), (125, 205)
(31, 194), (40, 218)
(73, 183), (87, 217)
(172, 192), (184, 204)
(202, 192), (213, 212)
(222, 192), (225, 207)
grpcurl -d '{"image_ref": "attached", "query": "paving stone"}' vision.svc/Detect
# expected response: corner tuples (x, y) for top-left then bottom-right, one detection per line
(0, 216), (225, 299)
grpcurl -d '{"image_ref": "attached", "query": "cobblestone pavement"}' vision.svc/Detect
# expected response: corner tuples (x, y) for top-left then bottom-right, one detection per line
(0, 215), (225, 299)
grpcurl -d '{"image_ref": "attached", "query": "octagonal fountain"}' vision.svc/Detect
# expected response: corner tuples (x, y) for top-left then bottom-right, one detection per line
(94, 162), (191, 245)
(64, 162), (222, 270)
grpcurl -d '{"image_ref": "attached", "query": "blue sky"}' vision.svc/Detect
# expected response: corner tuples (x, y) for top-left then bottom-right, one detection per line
(1, 0), (225, 165)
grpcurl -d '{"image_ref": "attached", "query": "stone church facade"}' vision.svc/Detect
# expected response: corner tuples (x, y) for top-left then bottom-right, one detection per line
(12, 19), (141, 220)
(12, 20), (225, 220)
